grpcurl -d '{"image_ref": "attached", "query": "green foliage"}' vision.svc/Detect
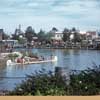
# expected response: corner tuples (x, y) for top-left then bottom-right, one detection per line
(51, 27), (58, 33)
(62, 28), (71, 42)
(9, 70), (67, 96)
(37, 29), (46, 42)
(18, 37), (27, 45)
(8, 53), (19, 61)
(25, 26), (36, 42)
(45, 32), (54, 42)
(72, 32), (81, 43)
(9, 65), (100, 96)
(70, 65), (100, 95)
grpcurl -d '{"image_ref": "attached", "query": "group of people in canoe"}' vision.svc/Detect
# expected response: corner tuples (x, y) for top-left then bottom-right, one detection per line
(7, 50), (55, 64)
(16, 54), (54, 64)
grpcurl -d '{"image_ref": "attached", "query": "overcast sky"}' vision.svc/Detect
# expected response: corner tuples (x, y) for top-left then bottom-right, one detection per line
(0, 0), (100, 34)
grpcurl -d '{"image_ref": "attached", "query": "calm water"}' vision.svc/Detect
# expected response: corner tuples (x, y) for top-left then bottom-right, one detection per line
(0, 49), (100, 90)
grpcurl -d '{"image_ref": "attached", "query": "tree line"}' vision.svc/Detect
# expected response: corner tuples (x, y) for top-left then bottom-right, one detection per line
(1, 26), (86, 46)
(11, 26), (82, 44)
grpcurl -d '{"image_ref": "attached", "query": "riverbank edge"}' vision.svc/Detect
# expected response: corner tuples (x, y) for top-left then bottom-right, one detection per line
(14, 47), (99, 50)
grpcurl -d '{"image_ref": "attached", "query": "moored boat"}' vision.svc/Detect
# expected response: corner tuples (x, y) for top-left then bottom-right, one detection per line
(6, 56), (58, 66)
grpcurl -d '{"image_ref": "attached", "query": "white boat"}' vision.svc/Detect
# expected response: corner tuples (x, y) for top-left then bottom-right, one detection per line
(6, 56), (58, 66)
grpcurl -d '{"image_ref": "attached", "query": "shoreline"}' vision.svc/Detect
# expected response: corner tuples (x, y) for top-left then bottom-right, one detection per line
(14, 46), (99, 50)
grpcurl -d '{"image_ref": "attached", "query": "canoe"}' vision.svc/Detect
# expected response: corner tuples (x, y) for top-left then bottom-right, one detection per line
(6, 56), (58, 66)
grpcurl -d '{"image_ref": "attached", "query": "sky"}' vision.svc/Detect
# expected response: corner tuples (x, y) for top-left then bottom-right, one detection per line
(0, 0), (100, 34)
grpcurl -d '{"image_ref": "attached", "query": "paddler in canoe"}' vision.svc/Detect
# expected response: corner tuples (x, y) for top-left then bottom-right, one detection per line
(16, 55), (45, 64)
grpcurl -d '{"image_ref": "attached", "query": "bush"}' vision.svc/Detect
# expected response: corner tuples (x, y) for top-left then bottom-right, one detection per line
(9, 65), (100, 96)
(69, 65), (100, 95)
(9, 69), (68, 96)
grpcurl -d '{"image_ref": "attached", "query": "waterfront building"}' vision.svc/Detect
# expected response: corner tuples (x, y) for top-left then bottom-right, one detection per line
(51, 31), (63, 41)
(86, 31), (98, 40)
(0, 29), (5, 52)
(0, 29), (4, 41)
(79, 31), (87, 35)
(92, 37), (100, 49)
(2, 40), (18, 48)
(79, 30), (98, 40)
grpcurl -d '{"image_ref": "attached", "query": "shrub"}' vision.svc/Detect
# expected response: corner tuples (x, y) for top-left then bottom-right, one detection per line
(9, 65), (100, 96)
(9, 69), (68, 96)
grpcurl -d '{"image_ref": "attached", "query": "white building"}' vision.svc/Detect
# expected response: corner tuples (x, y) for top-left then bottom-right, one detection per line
(51, 31), (63, 41)
(79, 31), (87, 35)
(79, 30), (98, 40)
(2, 40), (19, 47)
(86, 31), (98, 39)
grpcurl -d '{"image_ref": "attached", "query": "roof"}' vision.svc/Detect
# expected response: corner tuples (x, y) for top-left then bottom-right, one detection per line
(54, 31), (63, 34)
(86, 31), (96, 35)
(79, 31), (87, 35)
(2, 40), (18, 42)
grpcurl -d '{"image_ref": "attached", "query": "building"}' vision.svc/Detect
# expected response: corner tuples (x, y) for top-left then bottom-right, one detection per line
(97, 30), (100, 37)
(51, 31), (63, 41)
(93, 37), (100, 47)
(2, 40), (18, 48)
(86, 31), (98, 40)
(0, 29), (4, 41)
(79, 31), (87, 35)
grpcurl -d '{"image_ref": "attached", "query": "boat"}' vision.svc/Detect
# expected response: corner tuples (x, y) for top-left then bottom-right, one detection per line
(6, 56), (58, 66)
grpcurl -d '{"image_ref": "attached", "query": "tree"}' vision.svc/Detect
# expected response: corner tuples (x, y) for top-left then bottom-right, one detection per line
(45, 31), (54, 42)
(62, 28), (71, 42)
(37, 29), (46, 42)
(72, 27), (76, 32)
(71, 27), (81, 43)
(73, 32), (81, 43)
(25, 26), (36, 43)
(18, 36), (27, 46)
(11, 29), (19, 40)
(51, 27), (58, 33)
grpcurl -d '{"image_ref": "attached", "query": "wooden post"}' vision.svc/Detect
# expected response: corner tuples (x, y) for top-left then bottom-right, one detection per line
(55, 67), (70, 85)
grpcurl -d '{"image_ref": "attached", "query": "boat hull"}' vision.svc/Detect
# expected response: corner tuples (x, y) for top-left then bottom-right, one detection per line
(6, 56), (58, 66)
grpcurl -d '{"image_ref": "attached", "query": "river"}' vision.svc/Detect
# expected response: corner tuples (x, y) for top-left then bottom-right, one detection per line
(0, 49), (100, 90)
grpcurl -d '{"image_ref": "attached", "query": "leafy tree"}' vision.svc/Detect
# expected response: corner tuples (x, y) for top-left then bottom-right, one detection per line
(37, 29), (46, 42)
(62, 28), (71, 42)
(71, 27), (81, 43)
(25, 26), (36, 43)
(72, 27), (76, 32)
(18, 37), (27, 46)
(73, 32), (81, 43)
(11, 29), (20, 40)
(45, 31), (54, 42)
(52, 27), (58, 33)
